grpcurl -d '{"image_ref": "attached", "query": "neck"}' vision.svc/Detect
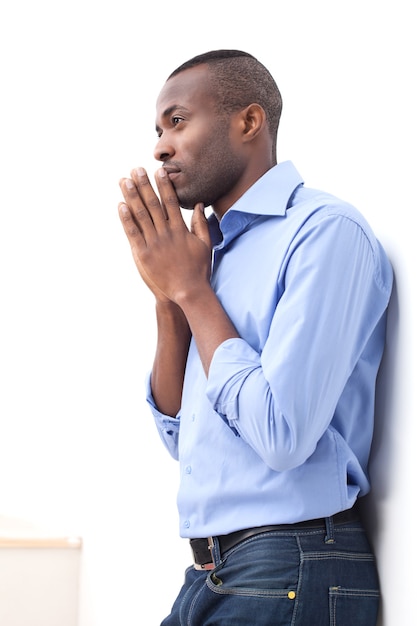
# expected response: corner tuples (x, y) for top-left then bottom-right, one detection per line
(212, 159), (275, 221)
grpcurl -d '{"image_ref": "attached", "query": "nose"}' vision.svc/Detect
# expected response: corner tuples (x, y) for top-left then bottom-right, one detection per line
(154, 135), (174, 163)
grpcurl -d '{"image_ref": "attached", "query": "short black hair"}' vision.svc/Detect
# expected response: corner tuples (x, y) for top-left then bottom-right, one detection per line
(168, 50), (282, 156)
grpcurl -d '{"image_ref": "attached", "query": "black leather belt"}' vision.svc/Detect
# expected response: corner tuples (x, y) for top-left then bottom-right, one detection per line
(190, 505), (360, 570)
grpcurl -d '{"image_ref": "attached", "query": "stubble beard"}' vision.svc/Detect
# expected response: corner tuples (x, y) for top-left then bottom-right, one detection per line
(176, 144), (245, 211)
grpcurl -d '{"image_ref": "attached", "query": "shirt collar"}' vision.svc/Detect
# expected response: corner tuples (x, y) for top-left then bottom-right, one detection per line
(208, 161), (304, 248)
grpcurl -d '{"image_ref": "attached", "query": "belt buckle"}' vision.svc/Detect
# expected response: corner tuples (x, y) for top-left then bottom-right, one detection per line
(194, 536), (215, 571)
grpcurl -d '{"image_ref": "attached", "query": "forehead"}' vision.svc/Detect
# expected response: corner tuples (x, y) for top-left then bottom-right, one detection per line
(156, 65), (215, 116)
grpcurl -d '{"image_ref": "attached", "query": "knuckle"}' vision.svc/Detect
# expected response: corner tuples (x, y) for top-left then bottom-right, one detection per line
(137, 177), (151, 190)
(147, 197), (162, 211)
(134, 206), (149, 221)
(127, 224), (140, 237)
(164, 193), (179, 207)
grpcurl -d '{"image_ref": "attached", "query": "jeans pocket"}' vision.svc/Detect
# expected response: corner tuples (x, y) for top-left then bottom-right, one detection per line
(329, 586), (380, 626)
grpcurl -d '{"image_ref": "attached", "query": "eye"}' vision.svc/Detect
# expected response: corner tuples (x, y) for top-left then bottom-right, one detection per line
(172, 116), (184, 127)
(155, 115), (184, 138)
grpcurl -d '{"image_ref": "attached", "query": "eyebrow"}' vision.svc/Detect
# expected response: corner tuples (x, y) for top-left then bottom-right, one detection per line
(155, 105), (179, 133)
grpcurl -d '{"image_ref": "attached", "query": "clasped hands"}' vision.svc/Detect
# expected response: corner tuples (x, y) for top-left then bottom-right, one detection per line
(118, 167), (212, 304)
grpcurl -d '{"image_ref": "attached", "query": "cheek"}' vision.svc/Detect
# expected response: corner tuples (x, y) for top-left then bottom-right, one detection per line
(185, 123), (220, 157)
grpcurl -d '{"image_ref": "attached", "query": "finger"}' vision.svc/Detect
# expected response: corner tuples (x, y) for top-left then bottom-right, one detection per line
(119, 176), (159, 241)
(154, 168), (186, 227)
(191, 203), (211, 249)
(118, 202), (170, 300)
(131, 167), (169, 224)
(119, 177), (142, 209)
(118, 201), (144, 245)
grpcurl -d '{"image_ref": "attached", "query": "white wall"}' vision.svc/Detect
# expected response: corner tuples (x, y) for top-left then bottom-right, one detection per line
(0, 1), (415, 624)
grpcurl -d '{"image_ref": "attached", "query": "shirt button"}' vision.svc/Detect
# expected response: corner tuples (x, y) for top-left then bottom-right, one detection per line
(184, 520), (190, 529)
(185, 465), (192, 474)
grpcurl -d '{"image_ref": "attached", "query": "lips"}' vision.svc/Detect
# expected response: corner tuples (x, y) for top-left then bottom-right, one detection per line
(163, 163), (181, 175)
(167, 171), (180, 182)
(163, 167), (182, 186)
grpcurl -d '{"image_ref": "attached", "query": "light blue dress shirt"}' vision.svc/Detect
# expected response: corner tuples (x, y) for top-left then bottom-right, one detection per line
(146, 161), (393, 539)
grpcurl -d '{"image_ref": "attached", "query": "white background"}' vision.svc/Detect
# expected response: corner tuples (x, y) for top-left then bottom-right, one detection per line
(0, 1), (415, 624)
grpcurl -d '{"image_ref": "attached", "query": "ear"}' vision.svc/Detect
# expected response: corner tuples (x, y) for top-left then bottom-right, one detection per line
(239, 104), (267, 143)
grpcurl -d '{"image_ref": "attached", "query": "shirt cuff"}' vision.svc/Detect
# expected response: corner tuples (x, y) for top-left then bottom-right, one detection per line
(145, 373), (180, 459)
(206, 338), (261, 423)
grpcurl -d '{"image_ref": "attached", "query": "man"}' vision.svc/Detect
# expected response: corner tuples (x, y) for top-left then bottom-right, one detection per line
(118, 50), (392, 625)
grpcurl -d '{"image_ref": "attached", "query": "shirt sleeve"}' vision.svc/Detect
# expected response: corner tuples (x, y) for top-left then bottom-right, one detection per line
(206, 211), (392, 472)
(145, 374), (180, 460)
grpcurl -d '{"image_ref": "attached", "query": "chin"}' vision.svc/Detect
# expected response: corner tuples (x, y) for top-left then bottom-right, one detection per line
(177, 195), (196, 210)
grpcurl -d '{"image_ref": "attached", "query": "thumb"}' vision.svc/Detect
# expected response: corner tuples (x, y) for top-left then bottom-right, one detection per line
(191, 203), (211, 248)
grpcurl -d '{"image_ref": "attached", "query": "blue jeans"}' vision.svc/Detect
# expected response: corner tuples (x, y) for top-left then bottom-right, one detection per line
(161, 520), (379, 625)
